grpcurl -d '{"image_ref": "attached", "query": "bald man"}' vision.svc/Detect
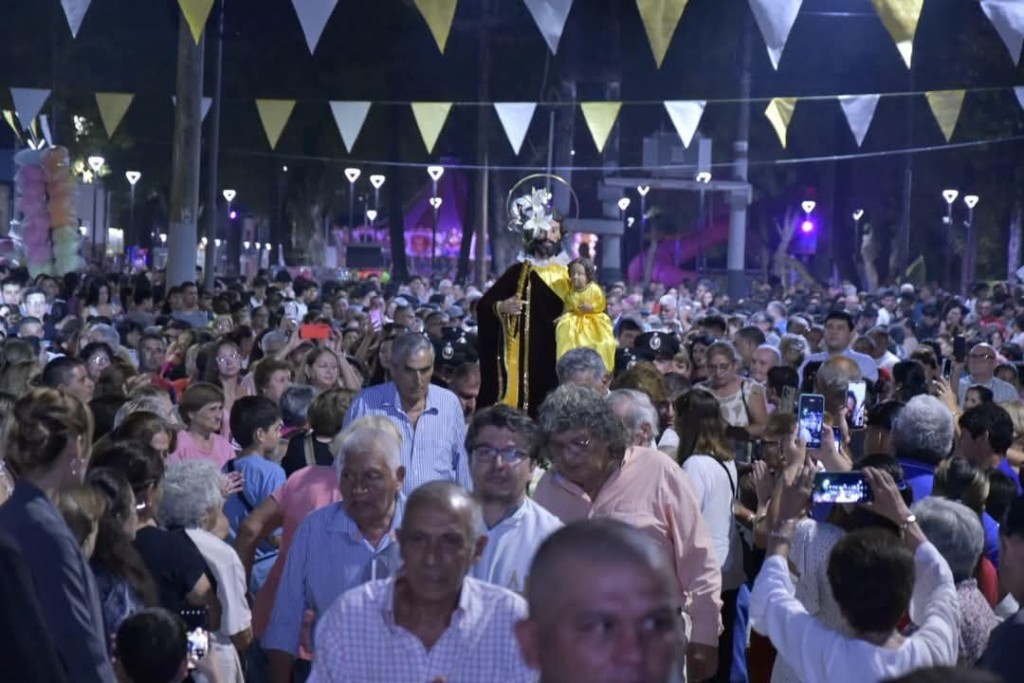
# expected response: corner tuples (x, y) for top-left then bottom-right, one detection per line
(957, 342), (1019, 405)
(307, 481), (534, 682)
(516, 519), (686, 683)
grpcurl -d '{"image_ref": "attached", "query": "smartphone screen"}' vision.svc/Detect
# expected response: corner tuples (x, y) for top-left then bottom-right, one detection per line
(187, 628), (209, 665)
(798, 393), (825, 449)
(942, 357), (953, 380)
(812, 471), (872, 504)
(954, 335), (967, 363)
(846, 380), (867, 429)
(299, 323), (331, 340)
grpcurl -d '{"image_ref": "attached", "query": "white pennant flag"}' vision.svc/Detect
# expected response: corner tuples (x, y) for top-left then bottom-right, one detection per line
(838, 94), (880, 147)
(494, 102), (537, 155)
(523, 0), (574, 55)
(980, 1), (1024, 64)
(1015, 86), (1024, 112)
(292, 0), (339, 54)
(10, 88), (51, 129)
(330, 101), (372, 152)
(61, 0), (92, 38)
(663, 100), (706, 148)
(748, 0), (803, 69)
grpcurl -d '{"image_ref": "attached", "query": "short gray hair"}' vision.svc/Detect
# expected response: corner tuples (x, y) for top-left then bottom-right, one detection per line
(755, 344), (781, 364)
(280, 384), (315, 428)
(261, 330), (289, 355)
(892, 395), (954, 466)
(159, 461), (224, 529)
(114, 396), (176, 428)
(556, 348), (607, 385)
(334, 419), (403, 474)
(606, 389), (658, 447)
(404, 480), (483, 543)
(391, 333), (434, 367)
(88, 322), (121, 350)
(538, 385), (629, 462)
(912, 496), (984, 582)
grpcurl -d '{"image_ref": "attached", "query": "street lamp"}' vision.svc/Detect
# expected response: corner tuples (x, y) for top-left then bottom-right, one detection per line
(942, 190), (958, 288)
(222, 188), (236, 214)
(962, 195), (980, 296)
(369, 174), (385, 211)
(617, 197), (631, 233)
(636, 185), (650, 242)
(87, 156), (105, 258)
(125, 171), (141, 246)
(427, 167), (444, 275)
(366, 209), (378, 225)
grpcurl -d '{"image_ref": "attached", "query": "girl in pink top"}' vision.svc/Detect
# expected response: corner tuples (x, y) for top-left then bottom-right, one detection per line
(169, 382), (236, 469)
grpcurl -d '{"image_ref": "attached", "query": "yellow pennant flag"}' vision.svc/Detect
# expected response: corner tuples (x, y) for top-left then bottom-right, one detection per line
(255, 99), (296, 150)
(925, 90), (966, 143)
(581, 102), (622, 153)
(2, 110), (22, 142)
(635, 0), (690, 68)
(414, 0), (458, 53)
(95, 92), (134, 138)
(870, 0), (924, 68)
(179, 0), (215, 44)
(764, 97), (797, 148)
(411, 102), (453, 154)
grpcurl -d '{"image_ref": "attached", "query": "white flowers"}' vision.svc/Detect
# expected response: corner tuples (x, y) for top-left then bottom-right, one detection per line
(510, 187), (555, 240)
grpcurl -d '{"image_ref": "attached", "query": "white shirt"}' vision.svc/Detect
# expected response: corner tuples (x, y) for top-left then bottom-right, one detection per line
(308, 576), (535, 683)
(878, 350), (900, 372)
(471, 498), (563, 593)
(958, 375), (1020, 405)
(186, 528), (251, 683)
(751, 543), (959, 683)
(803, 347), (879, 383)
(680, 455), (745, 590)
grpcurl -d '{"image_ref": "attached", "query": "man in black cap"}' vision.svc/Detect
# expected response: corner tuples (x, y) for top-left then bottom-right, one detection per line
(432, 327), (479, 387)
(633, 331), (681, 375)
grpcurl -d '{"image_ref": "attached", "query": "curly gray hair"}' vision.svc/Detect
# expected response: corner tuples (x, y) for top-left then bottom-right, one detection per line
(891, 395), (954, 466)
(556, 348), (607, 386)
(538, 385), (629, 461)
(158, 461), (224, 529)
(912, 496), (984, 582)
(606, 389), (658, 447)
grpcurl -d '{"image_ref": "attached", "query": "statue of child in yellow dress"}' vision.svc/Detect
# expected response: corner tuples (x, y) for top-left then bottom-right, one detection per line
(555, 257), (618, 373)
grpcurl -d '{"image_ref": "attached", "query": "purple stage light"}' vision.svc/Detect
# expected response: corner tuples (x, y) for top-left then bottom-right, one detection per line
(800, 220), (814, 233)
(230, 210), (237, 219)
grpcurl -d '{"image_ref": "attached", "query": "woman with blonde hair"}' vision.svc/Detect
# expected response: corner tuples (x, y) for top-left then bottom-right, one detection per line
(302, 346), (362, 393)
(0, 359), (39, 397)
(700, 341), (769, 446)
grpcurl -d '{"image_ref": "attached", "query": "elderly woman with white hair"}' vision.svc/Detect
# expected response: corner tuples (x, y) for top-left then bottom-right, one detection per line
(262, 421), (406, 682)
(913, 496), (1000, 666)
(892, 394), (956, 502)
(160, 460), (252, 683)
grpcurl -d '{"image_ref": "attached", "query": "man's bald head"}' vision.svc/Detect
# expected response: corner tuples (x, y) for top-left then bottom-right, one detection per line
(403, 480), (483, 542)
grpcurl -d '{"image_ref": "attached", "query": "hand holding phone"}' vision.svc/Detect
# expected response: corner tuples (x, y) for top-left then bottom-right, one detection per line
(846, 380), (867, 429)
(299, 323), (332, 340)
(187, 628), (209, 668)
(812, 472), (872, 504)
(954, 335), (967, 363)
(798, 393), (825, 449)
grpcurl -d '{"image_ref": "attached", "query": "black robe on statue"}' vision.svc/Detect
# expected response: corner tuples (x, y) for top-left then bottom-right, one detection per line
(477, 262), (565, 418)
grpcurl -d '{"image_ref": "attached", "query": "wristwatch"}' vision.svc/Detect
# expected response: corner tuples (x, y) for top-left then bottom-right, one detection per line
(899, 513), (917, 531)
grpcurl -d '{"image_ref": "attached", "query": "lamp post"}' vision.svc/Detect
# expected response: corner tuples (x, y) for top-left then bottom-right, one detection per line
(942, 190), (958, 290)
(427, 166), (445, 275)
(125, 171), (141, 247)
(369, 174), (385, 211)
(963, 194), (979, 296)
(222, 188), (236, 216)
(87, 155), (105, 259)
(366, 209), (378, 226)
(617, 196), (631, 223)
(637, 184), (650, 249)
(344, 168), (361, 229)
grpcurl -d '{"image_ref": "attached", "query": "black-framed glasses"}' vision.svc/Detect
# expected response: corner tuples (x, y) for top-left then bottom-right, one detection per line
(471, 446), (529, 465)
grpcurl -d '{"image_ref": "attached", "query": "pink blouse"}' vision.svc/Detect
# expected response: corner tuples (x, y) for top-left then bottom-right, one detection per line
(169, 430), (236, 469)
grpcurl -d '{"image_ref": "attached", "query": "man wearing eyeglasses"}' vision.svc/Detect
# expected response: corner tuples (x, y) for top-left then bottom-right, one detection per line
(467, 405), (562, 593)
(957, 343), (1018, 406)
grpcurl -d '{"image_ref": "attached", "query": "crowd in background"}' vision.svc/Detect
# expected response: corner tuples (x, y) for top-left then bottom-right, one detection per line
(2, 261), (1024, 683)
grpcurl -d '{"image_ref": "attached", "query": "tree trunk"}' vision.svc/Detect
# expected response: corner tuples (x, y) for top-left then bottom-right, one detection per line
(166, 16), (204, 287)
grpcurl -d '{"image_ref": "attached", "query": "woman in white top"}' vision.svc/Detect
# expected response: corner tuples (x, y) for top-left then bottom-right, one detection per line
(675, 387), (745, 683)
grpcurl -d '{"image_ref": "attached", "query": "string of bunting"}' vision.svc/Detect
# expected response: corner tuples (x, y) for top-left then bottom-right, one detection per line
(5, 84), (1024, 157)
(55, 0), (1024, 71)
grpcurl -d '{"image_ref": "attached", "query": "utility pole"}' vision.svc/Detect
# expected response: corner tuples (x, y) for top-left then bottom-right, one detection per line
(473, 0), (491, 289)
(166, 16), (205, 287)
(727, 14), (752, 299)
(202, 0), (225, 290)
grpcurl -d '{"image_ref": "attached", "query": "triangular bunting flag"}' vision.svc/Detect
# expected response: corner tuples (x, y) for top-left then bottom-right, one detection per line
(292, 0), (339, 55)
(2, 111), (22, 143)
(178, 0), (215, 44)
(10, 88), (51, 130)
(635, 0), (689, 68)
(870, 0), (924, 68)
(255, 99), (296, 150)
(329, 101), (372, 153)
(523, 0), (574, 55)
(663, 100), (706, 148)
(494, 102), (537, 155)
(411, 102), (453, 154)
(1014, 86), (1024, 113)
(748, 0), (803, 69)
(925, 90), (966, 143)
(764, 97), (797, 148)
(980, 1), (1024, 65)
(414, 0), (459, 53)
(837, 94), (880, 147)
(95, 93), (134, 138)
(170, 96), (213, 122)
(580, 102), (622, 153)
(61, 0), (92, 38)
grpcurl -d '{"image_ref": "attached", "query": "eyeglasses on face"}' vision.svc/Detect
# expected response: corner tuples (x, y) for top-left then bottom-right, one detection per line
(548, 437), (592, 456)
(471, 446), (529, 465)
(217, 353), (240, 364)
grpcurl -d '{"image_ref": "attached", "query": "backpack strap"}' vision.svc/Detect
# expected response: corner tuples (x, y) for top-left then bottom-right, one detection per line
(303, 433), (316, 468)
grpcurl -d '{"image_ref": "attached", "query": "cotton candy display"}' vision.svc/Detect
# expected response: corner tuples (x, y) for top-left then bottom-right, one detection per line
(11, 146), (83, 276)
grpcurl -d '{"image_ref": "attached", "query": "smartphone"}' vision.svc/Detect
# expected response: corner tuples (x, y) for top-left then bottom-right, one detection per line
(942, 357), (953, 380)
(798, 393), (825, 449)
(187, 627), (209, 663)
(299, 323), (331, 340)
(801, 361), (823, 395)
(954, 335), (967, 363)
(812, 471), (872, 504)
(781, 386), (797, 414)
(846, 380), (867, 429)
(369, 309), (383, 330)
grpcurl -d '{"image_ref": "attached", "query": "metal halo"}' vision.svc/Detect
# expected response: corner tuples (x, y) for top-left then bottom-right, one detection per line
(505, 173), (581, 229)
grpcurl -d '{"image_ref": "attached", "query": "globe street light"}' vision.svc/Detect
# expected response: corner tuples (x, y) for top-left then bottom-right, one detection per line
(369, 174), (386, 212)
(962, 195), (980, 296)
(87, 156), (105, 259)
(427, 167), (445, 275)
(126, 171), (141, 247)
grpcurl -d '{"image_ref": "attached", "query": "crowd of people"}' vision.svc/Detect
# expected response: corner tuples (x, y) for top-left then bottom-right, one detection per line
(2, 257), (1024, 683)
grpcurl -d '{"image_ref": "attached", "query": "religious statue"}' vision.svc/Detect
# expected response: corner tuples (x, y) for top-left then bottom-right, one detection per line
(477, 180), (574, 417)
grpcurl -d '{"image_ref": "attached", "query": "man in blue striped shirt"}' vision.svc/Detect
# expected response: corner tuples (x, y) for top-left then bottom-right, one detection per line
(345, 333), (472, 494)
